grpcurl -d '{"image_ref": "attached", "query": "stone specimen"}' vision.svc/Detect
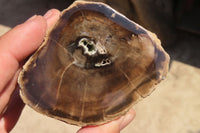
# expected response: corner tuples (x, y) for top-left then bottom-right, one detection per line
(18, 1), (170, 126)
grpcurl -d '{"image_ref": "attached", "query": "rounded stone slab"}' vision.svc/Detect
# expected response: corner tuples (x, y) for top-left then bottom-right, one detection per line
(18, 1), (170, 126)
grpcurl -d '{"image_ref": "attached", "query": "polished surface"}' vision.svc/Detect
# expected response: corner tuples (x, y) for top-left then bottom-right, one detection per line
(18, 1), (169, 126)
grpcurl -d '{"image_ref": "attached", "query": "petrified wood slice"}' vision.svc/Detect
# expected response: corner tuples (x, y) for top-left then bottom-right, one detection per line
(18, 1), (170, 126)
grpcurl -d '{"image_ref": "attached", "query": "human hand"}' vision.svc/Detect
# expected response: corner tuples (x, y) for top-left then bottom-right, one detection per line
(0, 9), (60, 133)
(0, 8), (135, 133)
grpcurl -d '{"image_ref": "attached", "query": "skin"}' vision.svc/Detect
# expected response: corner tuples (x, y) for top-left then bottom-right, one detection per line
(0, 9), (135, 133)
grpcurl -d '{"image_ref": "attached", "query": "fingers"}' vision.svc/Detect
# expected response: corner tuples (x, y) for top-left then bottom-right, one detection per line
(0, 9), (60, 92)
(0, 69), (20, 115)
(0, 16), (47, 91)
(0, 16), (47, 62)
(77, 109), (135, 133)
(0, 69), (24, 133)
(0, 9), (60, 133)
(0, 87), (24, 133)
(0, 9), (60, 62)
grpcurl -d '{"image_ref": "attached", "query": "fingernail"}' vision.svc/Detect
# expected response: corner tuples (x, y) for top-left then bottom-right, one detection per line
(26, 15), (37, 23)
(119, 109), (135, 130)
(44, 10), (53, 19)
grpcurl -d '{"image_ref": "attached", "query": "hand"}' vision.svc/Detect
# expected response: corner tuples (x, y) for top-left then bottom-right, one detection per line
(0, 8), (135, 133)
(0, 9), (60, 133)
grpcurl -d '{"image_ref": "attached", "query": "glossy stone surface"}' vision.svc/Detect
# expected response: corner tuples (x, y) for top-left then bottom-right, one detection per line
(18, 1), (169, 126)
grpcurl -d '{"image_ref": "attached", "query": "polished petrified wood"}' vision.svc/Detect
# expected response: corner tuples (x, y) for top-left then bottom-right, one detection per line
(18, 1), (170, 126)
